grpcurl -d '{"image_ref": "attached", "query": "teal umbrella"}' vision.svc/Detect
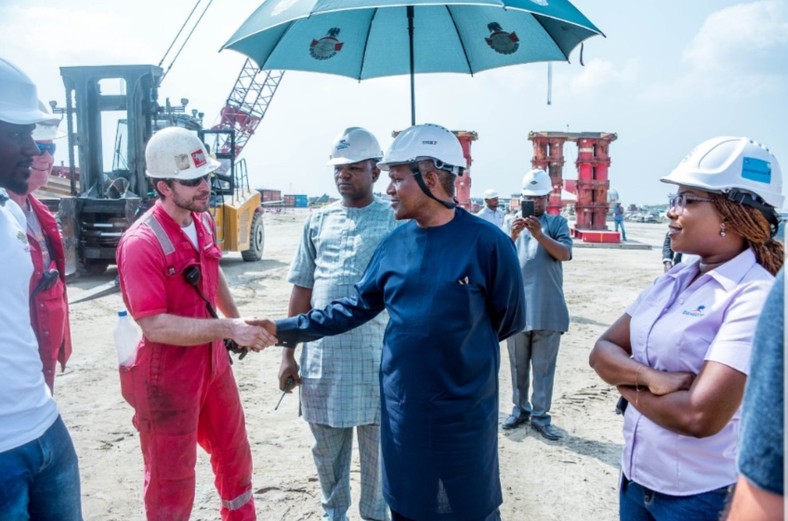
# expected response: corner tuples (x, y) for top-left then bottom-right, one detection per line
(223, 0), (603, 124)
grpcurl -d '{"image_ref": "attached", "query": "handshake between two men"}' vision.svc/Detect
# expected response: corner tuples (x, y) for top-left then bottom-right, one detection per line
(231, 318), (298, 397)
(227, 318), (278, 355)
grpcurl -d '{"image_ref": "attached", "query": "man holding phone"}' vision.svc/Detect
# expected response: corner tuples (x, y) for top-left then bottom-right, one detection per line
(501, 169), (572, 441)
(520, 199), (535, 219)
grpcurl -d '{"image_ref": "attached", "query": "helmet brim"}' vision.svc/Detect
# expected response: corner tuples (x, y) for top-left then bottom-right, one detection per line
(327, 156), (381, 166)
(33, 124), (65, 141)
(376, 160), (403, 171)
(147, 155), (222, 180)
(521, 189), (552, 197)
(0, 107), (59, 126)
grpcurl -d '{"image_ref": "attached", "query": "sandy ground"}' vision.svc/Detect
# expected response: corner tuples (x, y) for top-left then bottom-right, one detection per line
(56, 212), (671, 521)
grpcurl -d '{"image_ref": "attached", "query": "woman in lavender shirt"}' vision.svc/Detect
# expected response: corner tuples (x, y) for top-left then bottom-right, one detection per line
(590, 137), (784, 521)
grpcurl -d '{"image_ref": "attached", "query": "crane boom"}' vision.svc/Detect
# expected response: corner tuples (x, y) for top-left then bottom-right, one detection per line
(212, 59), (285, 157)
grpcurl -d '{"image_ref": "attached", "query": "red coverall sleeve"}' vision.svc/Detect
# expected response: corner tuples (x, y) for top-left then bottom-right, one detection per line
(117, 234), (169, 320)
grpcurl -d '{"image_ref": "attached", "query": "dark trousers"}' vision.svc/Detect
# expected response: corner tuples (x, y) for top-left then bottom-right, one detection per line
(391, 509), (501, 521)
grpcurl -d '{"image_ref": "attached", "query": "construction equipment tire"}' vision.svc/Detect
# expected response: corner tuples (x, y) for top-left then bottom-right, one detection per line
(241, 211), (264, 262)
(81, 259), (110, 276)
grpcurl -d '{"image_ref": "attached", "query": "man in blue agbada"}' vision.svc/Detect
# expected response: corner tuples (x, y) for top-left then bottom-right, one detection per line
(262, 124), (525, 521)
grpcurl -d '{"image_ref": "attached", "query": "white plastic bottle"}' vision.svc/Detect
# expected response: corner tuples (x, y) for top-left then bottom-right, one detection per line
(114, 310), (141, 367)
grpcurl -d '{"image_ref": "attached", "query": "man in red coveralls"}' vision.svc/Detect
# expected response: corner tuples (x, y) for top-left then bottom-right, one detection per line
(5, 103), (71, 393)
(116, 126), (276, 520)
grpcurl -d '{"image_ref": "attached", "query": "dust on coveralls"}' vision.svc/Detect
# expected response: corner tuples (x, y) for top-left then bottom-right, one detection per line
(116, 201), (255, 521)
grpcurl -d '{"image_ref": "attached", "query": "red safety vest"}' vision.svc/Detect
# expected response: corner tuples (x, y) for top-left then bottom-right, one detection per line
(27, 195), (72, 391)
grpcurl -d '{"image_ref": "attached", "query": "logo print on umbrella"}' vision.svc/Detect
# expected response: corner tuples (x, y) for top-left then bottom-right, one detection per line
(271, 0), (299, 16)
(485, 23), (519, 55)
(310, 28), (344, 61)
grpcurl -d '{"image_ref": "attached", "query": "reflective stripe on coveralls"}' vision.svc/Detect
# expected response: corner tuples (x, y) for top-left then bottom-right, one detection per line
(223, 489), (254, 511)
(143, 211), (214, 254)
(118, 202), (255, 520)
(145, 210), (255, 516)
(142, 213), (175, 255)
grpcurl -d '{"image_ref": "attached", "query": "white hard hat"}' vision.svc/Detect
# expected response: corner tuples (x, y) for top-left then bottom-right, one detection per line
(0, 58), (59, 125)
(32, 101), (65, 140)
(327, 127), (383, 166)
(483, 188), (499, 199)
(661, 136), (783, 208)
(378, 123), (466, 176)
(145, 127), (221, 180)
(521, 169), (553, 197)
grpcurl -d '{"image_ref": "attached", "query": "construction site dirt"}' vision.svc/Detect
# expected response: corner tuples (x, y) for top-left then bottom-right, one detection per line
(60, 212), (670, 521)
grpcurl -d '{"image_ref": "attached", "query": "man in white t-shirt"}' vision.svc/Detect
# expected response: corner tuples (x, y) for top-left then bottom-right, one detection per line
(0, 57), (83, 520)
(476, 188), (506, 228)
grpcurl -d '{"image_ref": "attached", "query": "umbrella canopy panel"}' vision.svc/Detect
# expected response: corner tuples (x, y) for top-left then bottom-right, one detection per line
(224, 0), (602, 80)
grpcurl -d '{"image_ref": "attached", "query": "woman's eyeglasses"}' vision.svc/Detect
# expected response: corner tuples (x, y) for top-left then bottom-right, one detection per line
(669, 193), (714, 215)
(36, 142), (56, 156)
(174, 174), (210, 187)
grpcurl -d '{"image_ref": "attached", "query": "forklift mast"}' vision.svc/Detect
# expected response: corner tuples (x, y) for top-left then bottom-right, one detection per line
(61, 64), (162, 198)
(57, 64), (208, 274)
(55, 63), (263, 275)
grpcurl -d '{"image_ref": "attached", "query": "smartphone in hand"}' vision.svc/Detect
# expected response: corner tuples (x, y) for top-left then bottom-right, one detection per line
(521, 200), (535, 218)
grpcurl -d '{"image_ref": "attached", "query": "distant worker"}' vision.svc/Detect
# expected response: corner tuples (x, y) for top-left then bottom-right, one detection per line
(116, 127), (277, 520)
(662, 229), (699, 272)
(661, 230), (681, 271)
(476, 188), (506, 227)
(261, 123), (526, 520)
(501, 168), (572, 441)
(0, 56), (83, 520)
(6, 102), (72, 393)
(278, 127), (396, 521)
(613, 201), (627, 241)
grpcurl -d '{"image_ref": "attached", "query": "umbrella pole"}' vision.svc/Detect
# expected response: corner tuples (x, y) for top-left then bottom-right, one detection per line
(407, 5), (415, 126)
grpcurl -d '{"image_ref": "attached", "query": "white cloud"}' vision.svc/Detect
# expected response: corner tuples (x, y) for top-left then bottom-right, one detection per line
(639, 1), (788, 102)
(568, 57), (640, 93)
(0, 6), (158, 63)
(683, 0), (788, 75)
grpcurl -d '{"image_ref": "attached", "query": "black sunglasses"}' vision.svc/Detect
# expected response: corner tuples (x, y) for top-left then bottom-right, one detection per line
(174, 174), (210, 187)
(36, 142), (56, 156)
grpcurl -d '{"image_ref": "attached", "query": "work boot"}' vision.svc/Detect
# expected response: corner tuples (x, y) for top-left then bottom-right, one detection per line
(532, 423), (561, 441)
(501, 413), (529, 430)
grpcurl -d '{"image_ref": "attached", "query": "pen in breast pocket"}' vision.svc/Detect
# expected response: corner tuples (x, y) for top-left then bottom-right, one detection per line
(458, 276), (469, 285)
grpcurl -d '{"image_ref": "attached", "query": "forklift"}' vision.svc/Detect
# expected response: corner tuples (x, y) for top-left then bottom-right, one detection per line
(55, 64), (263, 275)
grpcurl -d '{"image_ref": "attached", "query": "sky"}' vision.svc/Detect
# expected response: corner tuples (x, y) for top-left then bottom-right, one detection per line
(1, 0), (787, 206)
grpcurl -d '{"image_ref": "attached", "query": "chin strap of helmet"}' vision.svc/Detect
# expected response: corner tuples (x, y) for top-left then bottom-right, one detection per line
(726, 189), (781, 238)
(410, 163), (456, 209)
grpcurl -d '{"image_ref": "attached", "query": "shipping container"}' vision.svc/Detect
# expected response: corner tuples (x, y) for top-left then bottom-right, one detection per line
(257, 189), (282, 203)
(283, 194), (308, 207)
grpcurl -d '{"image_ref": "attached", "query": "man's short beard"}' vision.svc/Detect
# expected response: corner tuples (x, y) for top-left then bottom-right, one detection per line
(2, 174), (30, 196)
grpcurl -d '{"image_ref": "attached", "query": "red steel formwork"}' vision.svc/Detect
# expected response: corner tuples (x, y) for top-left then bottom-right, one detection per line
(575, 134), (617, 232)
(528, 131), (619, 242)
(529, 133), (567, 215)
(454, 131), (478, 211)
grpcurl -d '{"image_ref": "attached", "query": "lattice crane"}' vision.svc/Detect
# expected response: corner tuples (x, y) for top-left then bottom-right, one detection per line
(211, 59), (285, 157)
